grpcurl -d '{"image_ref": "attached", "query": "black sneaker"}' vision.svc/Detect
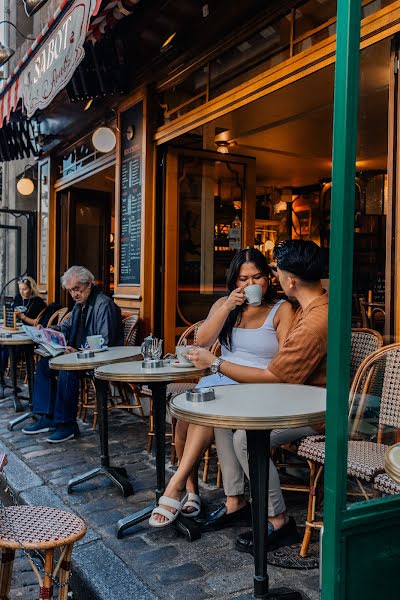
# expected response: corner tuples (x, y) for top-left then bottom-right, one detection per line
(235, 516), (300, 554)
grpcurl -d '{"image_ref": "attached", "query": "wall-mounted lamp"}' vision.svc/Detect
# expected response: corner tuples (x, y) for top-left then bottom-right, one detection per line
(22, 0), (49, 17)
(0, 21), (35, 67)
(92, 118), (135, 154)
(92, 127), (117, 153)
(16, 164), (45, 196)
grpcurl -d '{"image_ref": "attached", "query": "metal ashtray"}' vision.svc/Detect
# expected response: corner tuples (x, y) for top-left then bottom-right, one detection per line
(185, 387), (215, 402)
(77, 350), (95, 359)
(0, 333), (12, 339)
(141, 359), (164, 368)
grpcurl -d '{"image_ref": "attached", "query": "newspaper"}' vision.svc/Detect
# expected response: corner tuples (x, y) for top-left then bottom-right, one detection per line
(22, 325), (67, 357)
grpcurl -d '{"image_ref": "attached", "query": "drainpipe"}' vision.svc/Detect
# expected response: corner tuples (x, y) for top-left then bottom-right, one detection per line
(0, 0), (10, 290)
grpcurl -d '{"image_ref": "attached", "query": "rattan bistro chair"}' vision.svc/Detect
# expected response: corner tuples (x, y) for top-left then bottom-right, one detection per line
(0, 506), (86, 600)
(277, 328), (383, 498)
(46, 307), (68, 327)
(298, 342), (400, 556)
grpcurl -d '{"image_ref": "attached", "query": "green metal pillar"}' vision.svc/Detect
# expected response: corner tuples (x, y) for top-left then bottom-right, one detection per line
(322, 0), (361, 598)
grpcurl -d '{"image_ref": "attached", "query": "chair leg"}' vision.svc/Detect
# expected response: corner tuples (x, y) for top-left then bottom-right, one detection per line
(202, 448), (210, 483)
(57, 545), (73, 600)
(40, 549), (54, 600)
(300, 462), (323, 557)
(0, 550), (14, 600)
(147, 399), (154, 454)
(170, 417), (177, 465)
(216, 462), (223, 488)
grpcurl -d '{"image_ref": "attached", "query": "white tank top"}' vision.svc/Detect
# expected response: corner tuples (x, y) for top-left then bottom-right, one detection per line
(197, 300), (284, 388)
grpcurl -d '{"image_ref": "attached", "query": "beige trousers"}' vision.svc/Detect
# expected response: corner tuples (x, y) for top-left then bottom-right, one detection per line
(215, 426), (317, 516)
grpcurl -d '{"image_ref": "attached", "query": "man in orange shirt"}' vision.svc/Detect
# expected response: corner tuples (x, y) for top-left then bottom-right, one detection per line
(188, 240), (328, 551)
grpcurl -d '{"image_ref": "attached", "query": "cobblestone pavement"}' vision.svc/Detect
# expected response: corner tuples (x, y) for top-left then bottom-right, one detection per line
(0, 384), (320, 600)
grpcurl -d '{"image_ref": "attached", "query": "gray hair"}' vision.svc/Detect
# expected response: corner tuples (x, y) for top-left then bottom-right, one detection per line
(61, 266), (95, 289)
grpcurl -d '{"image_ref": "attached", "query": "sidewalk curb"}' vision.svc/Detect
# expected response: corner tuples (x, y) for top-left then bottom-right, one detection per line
(0, 439), (156, 600)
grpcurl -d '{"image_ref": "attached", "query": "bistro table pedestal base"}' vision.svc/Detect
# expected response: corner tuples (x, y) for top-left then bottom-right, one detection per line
(247, 430), (305, 600)
(116, 506), (201, 541)
(68, 465), (133, 497)
(8, 410), (34, 431)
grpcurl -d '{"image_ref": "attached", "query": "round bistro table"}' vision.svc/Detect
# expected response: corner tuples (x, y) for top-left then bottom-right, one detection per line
(95, 360), (207, 538)
(170, 383), (326, 600)
(49, 347), (142, 497)
(0, 330), (35, 427)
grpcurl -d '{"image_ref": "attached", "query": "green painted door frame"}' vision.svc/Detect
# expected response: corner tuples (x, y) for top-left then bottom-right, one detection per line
(322, 1), (400, 599)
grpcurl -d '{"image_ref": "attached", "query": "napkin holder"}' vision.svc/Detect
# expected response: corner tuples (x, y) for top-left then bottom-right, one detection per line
(185, 387), (215, 402)
(141, 359), (164, 368)
(77, 350), (95, 359)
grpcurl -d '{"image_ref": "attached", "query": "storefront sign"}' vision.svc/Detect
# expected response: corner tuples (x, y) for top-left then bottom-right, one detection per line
(22, 0), (99, 117)
(119, 101), (143, 286)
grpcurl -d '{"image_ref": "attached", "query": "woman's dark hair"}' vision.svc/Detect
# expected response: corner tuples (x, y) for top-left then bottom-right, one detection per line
(273, 239), (323, 282)
(219, 248), (274, 350)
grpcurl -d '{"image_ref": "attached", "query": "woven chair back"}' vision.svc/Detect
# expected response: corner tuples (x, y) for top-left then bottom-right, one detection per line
(32, 308), (46, 326)
(350, 328), (383, 382)
(349, 343), (400, 440)
(60, 311), (72, 324)
(47, 307), (68, 327)
(123, 314), (139, 346)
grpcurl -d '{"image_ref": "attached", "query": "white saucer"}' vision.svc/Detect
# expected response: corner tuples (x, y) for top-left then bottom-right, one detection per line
(90, 346), (108, 353)
(171, 361), (193, 368)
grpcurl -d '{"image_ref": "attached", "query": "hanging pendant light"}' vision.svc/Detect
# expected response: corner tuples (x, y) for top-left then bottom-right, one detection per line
(22, 0), (49, 17)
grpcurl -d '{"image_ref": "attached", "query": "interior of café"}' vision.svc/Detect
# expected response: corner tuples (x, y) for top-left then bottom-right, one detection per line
(164, 36), (390, 340)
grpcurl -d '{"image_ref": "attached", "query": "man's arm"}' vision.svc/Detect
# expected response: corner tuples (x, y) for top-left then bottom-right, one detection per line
(188, 347), (282, 382)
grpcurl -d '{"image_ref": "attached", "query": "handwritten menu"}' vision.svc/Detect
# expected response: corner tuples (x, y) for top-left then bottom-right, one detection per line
(3, 297), (16, 330)
(119, 101), (143, 285)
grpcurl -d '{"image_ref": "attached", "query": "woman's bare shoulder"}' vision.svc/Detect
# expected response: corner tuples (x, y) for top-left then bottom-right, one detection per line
(274, 300), (295, 320)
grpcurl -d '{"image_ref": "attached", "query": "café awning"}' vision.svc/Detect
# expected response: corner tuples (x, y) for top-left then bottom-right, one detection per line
(0, 0), (140, 128)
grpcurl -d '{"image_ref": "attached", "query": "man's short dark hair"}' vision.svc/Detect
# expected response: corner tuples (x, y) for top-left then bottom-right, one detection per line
(273, 239), (323, 282)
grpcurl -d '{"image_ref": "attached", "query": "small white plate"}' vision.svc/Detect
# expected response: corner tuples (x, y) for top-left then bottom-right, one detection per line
(90, 346), (109, 353)
(171, 361), (193, 368)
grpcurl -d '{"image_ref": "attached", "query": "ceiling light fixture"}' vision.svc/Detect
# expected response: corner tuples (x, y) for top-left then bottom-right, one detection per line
(84, 98), (93, 111)
(161, 32), (176, 49)
(215, 140), (230, 154)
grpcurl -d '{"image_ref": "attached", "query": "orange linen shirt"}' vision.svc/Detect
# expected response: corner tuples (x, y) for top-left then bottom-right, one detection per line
(267, 292), (328, 388)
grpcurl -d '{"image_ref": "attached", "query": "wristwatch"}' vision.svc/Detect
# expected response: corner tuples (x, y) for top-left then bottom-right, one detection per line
(210, 357), (224, 374)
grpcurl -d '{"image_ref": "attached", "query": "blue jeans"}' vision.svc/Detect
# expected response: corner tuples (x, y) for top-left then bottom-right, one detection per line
(32, 357), (81, 425)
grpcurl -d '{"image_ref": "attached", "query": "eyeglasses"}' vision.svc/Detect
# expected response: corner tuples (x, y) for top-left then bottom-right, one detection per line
(18, 278), (31, 286)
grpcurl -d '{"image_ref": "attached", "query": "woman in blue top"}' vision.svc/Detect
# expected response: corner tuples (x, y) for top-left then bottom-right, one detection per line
(150, 248), (294, 527)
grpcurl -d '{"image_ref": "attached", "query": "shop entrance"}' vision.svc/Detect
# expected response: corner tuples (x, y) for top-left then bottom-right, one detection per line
(162, 148), (256, 353)
(55, 166), (115, 306)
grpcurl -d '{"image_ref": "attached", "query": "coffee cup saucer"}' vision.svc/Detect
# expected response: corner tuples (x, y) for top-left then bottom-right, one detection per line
(90, 346), (108, 353)
(171, 360), (193, 368)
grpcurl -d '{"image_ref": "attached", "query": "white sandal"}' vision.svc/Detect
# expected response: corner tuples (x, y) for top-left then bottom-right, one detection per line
(181, 492), (201, 518)
(149, 493), (188, 528)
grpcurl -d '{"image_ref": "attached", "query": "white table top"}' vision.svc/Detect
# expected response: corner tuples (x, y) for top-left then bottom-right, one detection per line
(0, 328), (33, 346)
(49, 346), (142, 371)
(170, 383), (326, 430)
(95, 360), (206, 383)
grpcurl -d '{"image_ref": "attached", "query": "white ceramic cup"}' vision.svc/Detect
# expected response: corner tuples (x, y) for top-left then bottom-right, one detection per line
(87, 335), (105, 350)
(243, 284), (263, 306)
(176, 345), (193, 364)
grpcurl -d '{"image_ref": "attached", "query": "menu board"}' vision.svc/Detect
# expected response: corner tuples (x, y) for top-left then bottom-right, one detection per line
(119, 101), (143, 285)
(3, 297), (16, 330)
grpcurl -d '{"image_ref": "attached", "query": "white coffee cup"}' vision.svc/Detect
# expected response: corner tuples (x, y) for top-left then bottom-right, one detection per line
(176, 345), (193, 364)
(243, 284), (263, 306)
(87, 335), (105, 350)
